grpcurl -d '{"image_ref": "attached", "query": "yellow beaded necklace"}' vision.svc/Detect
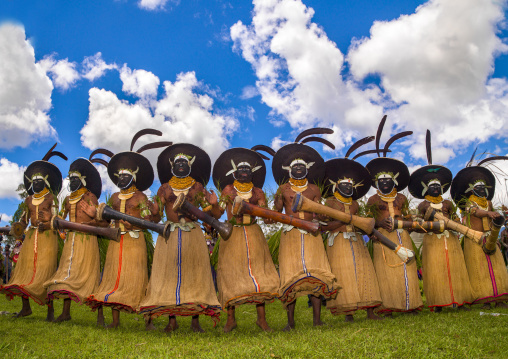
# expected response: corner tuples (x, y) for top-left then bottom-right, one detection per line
(168, 176), (195, 190)
(233, 180), (253, 193)
(334, 191), (352, 205)
(425, 194), (443, 204)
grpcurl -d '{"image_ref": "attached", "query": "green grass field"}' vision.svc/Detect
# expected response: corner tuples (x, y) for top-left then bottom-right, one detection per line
(1, 295), (507, 358)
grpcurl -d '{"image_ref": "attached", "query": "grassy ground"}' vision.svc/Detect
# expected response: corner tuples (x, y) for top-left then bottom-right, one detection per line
(1, 295), (507, 358)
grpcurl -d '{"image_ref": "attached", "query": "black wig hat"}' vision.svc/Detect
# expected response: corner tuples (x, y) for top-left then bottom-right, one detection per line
(324, 136), (374, 200)
(272, 128), (335, 185)
(24, 143), (67, 196)
(365, 116), (412, 191)
(157, 143), (211, 186)
(212, 145), (275, 191)
(68, 155), (103, 199)
(408, 130), (453, 199)
(100, 129), (172, 192)
(450, 149), (508, 207)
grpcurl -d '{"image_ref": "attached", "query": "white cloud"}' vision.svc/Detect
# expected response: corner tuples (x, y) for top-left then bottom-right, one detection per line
(39, 54), (80, 91)
(119, 64), (160, 99)
(138, 0), (179, 11)
(230, 0), (384, 152)
(232, 0), (508, 167)
(0, 213), (13, 225)
(347, 0), (508, 163)
(0, 23), (56, 149)
(80, 71), (238, 167)
(240, 85), (259, 99)
(82, 52), (117, 81)
(0, 158), (25, 199)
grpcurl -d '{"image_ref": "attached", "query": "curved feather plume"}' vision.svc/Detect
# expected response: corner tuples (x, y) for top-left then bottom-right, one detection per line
(45, 151), (68, 162)
(89, 148), (114, 160)
(375, 115), (387, 157)
(426, 130), (432, 165)
(90, 159), (109, 167)
(383, 131), (413, 157)
(478, 156), (508, 166)
(251, 145), (275, 157)
(294, 128), (334, 143)
(301, 137), (335, 150)
(352, 149), (392, 160)
(42, 143), (58, 161)
(136, 141), (173, 154)
(345, 136), (375, 159)
(130, 129), (162, 151)
(467, 147), (478, 167)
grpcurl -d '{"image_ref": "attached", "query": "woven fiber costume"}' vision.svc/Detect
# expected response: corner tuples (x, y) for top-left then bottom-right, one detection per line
(450, 153), (508, 305)
(213, 145), (280, 332)
(272, 128), (338, 330)
(139, 143), (221, 332)
(365, 116), (423, 314)
(322, 137), (382, 319)
(86, 130), (163, 328)
(408, 131), (475, 311)
(43, 152), (107, 322)
(1, 144), (67, 320)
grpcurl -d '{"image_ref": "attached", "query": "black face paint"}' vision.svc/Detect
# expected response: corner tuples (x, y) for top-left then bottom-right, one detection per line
(473, 184), (486, 198)
(378, 177), (395, 195)
(117, 173), (134, 189)
(427, 183), (442, 197)
(32, 178), (47, 194)
(174, 158), (191, 178)
(337, 182), (353, 198)
(235, 165), (253, 183)
(290, 163), (307, 180)
(69, 176), (82, 192)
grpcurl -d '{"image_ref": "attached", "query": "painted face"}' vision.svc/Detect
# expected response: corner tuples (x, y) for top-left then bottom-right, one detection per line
(427, 183), (442, 197)
(473, 184), (486, 198)
(69, 176), (82, 192)
(337, 182), (353, 198)
(291, 163), (307, 180)
(32, 178), (47, 194)
(117, 173), (134, 189)
(235, 165), (253, 183)
(378, 177), (395, 194)
(174, 158), (191, 177)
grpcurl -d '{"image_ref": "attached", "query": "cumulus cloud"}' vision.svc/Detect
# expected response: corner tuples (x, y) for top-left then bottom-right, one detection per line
(80, 69), (238, 167)
(232, 0), (508, 168)
(120, 65), (160, 100)
(138, 0), (179, 11)
(82, 52), (117, 81)
(0, 23), (56, 149)
(0, 158), (25, 199)
(348, 0), (508, 163)
(0, 213), (13, 225)
(39, 54), (80, 91)
(230, 0), (385, 153)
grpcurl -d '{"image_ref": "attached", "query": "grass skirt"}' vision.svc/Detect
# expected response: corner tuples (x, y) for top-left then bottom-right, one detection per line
(217, 224), (279, 308)
(139, 227), (221, 322)
(44, 232), (100, 304)
(1, 228), (58, 305)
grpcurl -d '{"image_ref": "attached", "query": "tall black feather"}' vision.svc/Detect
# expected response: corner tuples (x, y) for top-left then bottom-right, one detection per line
(251, 145), (275, 157)
(467, 147), (478, 167)
(352, 149), (391, 160)
(301, 137), (335, 150)
(294, 128), (334, 143)
(477, 156), (508, 166)
(130, 129), (163, 151)
(90, 159), (109, 167)
(426, 130), (432, 165)
(136, 141), (173, 154)
(383, 131), (413, 157)
(42, 143), (58, 161)
(89, 148), (114, 160)
(46, 151), (68, 162)
(375, 115), (387, 157)
(345, 136), (375, 159)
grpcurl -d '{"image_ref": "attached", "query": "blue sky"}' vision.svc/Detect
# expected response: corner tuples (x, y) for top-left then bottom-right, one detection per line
(1, 0), (508, 225)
